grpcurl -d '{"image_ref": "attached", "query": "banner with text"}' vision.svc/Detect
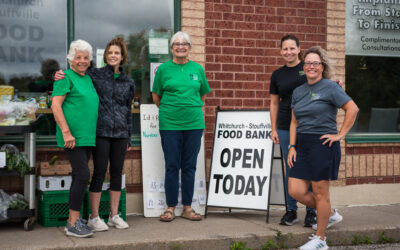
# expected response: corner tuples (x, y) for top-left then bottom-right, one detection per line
(346, 0), (400, 57)
(207, 110), (274, 210)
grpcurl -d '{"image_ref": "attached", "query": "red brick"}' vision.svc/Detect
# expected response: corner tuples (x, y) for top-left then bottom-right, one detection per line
(222, 99), (243, 106)
(244, 64), (264, 73)
(224, 13), (244, 21)
(256, 91), (268, 98)
(264, 0), (285, 7)
(223, 47), (244, 55)
(244, 14), (265, 22)
(317, 26), (326, 34)
(215, 72), (234, 80)
(222, 30), (243, 38)
(205, 2), (214, 11)
(353, 147), (373, 155)
(276, 24), (297, 33)
(257, 56), (276, 65)
(205, 20), (215, 28)
(394, 147), (400, 153)
(215, 55), (234, 63)
(208, 81), (221, 89)
(306, 34), (325, 42)
(305, 1), (326, 9)
(306, 18), (326, 26)
(357, 177), (377, 184)
(234, 5), (255, 13)
(255, 7), (276, 15)
(205, 98), (221, 106)
(266, 15), (284, 23)
(222, 63), (243, 72)
(215, 38), (234, 46)
(206, 72), (214, 80)
(215, 20), (234, 29)
(214, 4), (232, 12)
(256, 74), (268, 81)
(235, 56), (256, 64)
(235, 90), (255, 98)
(297, 25), (318, 33)
(256, 23), (276, 31)
(265, 32), (288, 40)
(206, 63), (221, 71)
(222, 81), (243, 89)
(206, 29), (221, 37)
(297, 9), (318, 17)
(206, 12), (223, 20)
(277, 8), (297, 16)
(256, 40), (276, 48)
(206, 46), (222, 54)
(346, 147), (355, 155)
(243, 0), (264, 5)
(243, 31), (264, 39)
(290, 0), (305, 8)
(243, 82), (263, 89)
(396, 176), (400, 183)
(376, 177), (395, 184)
(375, 147), (393, 154)
(244, 48), (264, 56)
(206, 55), (214, 62)
(285, 16), (305, 24)
(222, 0), (242, 4)
(235, 73), (255, 81)
(235, 22), (256, 30)
(235, 39), (256, 47)
(243, 99), (264, 106)
(214, 89), (234, 98)
(345, 178), (357, 185)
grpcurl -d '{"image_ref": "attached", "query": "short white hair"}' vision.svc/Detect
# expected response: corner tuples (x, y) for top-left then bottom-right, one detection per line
(66, 39), (93, 62)
(170, 31), (192, 48)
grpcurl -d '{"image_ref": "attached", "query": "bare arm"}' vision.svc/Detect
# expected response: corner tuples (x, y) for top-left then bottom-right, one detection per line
(152, 93), (161, 107)
(287, 110), (298, 168)
(270, 94), (280, 144)
(321, 100), (359, 146)
(51, 95), (75, 148)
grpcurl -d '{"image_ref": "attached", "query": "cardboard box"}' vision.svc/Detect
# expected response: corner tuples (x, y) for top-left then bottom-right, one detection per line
(39, 161), (72, 176)
(37, 176), (72, 191)
(0, 85), (14, 100)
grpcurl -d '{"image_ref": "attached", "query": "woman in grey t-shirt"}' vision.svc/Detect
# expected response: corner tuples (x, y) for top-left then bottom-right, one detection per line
(287, 46), (359, 250)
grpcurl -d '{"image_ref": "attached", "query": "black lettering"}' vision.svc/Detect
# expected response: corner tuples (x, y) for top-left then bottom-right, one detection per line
(28, 47), (43, 62)
(256, 176), (268, 196)
(253, 149), (264, 168)
(220, 148), (230, 167)
(246, 130), (251, 138)
(213, 174), (223, 194)
(244, 176), (255, 196)
(0, 46), (7, 62)
(242, 148), (252, 168)
(234, 175), (245, 195)
(232, 148), (242, 168)
(10, 46), (26, 62)
(10, 24), (26, 41)
(29, 26), (43, 41)
(0, 24), (6, 40)
(223, 175), (234, 194)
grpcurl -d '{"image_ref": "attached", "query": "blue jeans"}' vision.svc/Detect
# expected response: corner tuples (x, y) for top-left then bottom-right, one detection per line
(278, 129), (314, 213)
(160, 129), (203, 207)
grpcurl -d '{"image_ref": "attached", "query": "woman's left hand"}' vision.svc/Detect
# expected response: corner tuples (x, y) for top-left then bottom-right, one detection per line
(320, 134), (342, 147)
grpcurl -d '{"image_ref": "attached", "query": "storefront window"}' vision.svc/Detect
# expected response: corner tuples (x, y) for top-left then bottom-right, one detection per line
(345, 0), (400, 135)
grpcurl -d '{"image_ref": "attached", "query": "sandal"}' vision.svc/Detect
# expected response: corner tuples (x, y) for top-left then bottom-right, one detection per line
(160, 209), (175, 222)
(181, 208), (202, 221)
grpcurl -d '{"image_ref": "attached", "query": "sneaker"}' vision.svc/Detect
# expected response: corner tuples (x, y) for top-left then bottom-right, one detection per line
(299, 234), (328, 250)
(107, 214), (129, 229)
(280, 210), (299, 226)
(87, 215), (109, 232)
(304, 210), (317, 227)
(65, 220), (94, 238)
(312, 209), (343, 230)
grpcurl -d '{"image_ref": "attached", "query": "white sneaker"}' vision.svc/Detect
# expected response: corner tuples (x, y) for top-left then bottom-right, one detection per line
(107, 214), (129, 229)
(312, 209), (343, 230)
(299, 234), (328, 250)
(87, 215), (109, 232)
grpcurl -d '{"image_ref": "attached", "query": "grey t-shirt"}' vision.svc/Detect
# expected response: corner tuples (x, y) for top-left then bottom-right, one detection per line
(291, 78), (351, 134)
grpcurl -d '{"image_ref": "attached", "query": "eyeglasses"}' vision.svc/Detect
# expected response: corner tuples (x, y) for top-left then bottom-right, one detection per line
(173, 42), (190, 47)
(304, 61), (322, 67)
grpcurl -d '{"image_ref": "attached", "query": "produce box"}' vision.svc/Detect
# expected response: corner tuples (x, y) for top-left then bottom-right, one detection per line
(38, 190), (84, 227)
(37, 176), (72, 191)
(0, 85), (14, 100)
(39, 161), (72, 176)
(83, 189), (126, 222)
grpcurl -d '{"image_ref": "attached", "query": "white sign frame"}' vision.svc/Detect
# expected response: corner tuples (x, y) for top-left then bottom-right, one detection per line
(206, 109), (284, 220)
(140, 104), (207, 217)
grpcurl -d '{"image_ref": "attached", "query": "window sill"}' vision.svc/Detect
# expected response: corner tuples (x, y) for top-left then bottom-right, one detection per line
(346, 133), (400, 144)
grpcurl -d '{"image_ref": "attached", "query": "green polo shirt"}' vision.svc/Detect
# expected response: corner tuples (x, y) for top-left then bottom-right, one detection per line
(52, 69), (99, 148)
(152, 60), (211, 130)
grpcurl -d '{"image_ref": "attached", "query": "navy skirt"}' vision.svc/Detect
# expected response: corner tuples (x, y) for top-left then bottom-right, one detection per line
(289, 133), (341, 181)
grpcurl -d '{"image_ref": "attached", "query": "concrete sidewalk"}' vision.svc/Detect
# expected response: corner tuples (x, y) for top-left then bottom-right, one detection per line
(1, 204), (399, 250)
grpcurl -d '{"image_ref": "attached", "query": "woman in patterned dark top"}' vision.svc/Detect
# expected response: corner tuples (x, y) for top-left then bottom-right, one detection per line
(55, 37), (134, 231)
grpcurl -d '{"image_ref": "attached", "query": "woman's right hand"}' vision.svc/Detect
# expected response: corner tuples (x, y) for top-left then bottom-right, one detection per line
(54, 70), (65, 81)
(287, 147), (296, 168)
(271, 130), (279, 144)
(62, 130), (75, 149)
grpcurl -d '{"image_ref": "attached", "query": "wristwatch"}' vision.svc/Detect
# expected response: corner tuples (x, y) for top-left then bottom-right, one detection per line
(288, 144), (296, 149)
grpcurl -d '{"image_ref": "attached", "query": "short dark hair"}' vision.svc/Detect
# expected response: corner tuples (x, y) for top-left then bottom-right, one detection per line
(280, 34), (302, 60)
(103, 36), (128, 65)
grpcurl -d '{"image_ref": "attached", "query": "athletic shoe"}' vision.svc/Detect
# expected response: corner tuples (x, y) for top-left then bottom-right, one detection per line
(65, 220), (94, 238)
(312, 209), (343, 230)
(280, 210), (299, 226)
(299, 234), (328, 250)
(304, 210), (317, 227)
(107, 214), (129, 229)
(87, 215), (109, 232)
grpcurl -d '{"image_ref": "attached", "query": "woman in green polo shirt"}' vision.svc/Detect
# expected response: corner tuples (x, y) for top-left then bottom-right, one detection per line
(51, 39), (99, 238)
(152, 31), (211, 222)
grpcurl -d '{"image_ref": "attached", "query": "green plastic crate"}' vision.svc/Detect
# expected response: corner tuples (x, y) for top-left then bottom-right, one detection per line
(38, 190), (84, 227)
(83, 189), (126, 222)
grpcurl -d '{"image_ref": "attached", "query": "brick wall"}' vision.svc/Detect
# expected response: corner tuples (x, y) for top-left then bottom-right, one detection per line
(204, 0), (327, 160)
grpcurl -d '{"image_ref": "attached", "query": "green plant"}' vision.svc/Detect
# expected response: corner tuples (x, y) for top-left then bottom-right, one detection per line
(352, 235), (372, 245)
(49, 155), (58, 165)
(5, 150), (31, 177)
(171, 243), (182, 250)
(261, 239), (279, 250)
(230, 241), (252, 250)
(376, 231), (396, 244)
